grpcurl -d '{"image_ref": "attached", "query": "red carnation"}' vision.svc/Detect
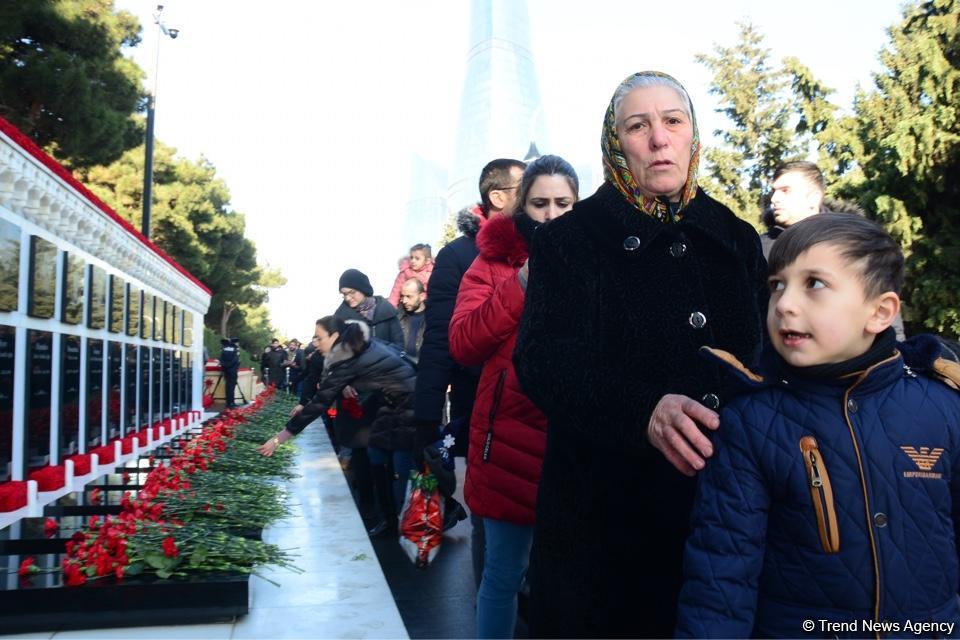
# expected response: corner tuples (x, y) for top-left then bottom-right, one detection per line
(162, 536), (178, 558)
(44, 518), (59, 537)
(18, 556), (37, 577)
(90, 488), (102, 504)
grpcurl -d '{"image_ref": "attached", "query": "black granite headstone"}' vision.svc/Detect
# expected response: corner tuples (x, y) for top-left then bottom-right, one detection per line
(0, 325), (15, 481)
(60, 335), (81, 458)
(138, 347), (150, 431)
(107, 342), (122, 439)
(151, 348), (162, 423)
(86, 339), (103, 448)
(125, 344), (137, 433)
(25, 330), (52, 469)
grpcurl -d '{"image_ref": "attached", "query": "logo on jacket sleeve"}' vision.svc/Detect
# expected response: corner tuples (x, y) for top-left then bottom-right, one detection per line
(901, 446), (945, 479)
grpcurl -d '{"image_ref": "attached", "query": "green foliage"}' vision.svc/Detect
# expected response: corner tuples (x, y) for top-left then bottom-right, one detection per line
(698, 2), (959, 338)
(696, 22), (800, 228)
(83, 141), (285, 342)
(0, 0), (145, 168)
(853, 0), (960, 336)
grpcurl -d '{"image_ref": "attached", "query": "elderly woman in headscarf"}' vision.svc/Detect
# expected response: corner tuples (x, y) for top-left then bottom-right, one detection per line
(513, 71), (769, 637)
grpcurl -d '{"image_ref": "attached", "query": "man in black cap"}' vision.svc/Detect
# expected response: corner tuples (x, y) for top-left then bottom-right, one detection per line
(218, 337), (240, 408)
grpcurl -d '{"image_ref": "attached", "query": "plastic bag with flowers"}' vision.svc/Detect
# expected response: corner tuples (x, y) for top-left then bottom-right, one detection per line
(398, 467), (444, 569)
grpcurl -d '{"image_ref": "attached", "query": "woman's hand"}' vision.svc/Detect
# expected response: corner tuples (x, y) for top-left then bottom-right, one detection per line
(647, 394), (720, 476)
(342, 385), (358, 400)
(289, 404), (304, 418)
(257, 429), (292, 457)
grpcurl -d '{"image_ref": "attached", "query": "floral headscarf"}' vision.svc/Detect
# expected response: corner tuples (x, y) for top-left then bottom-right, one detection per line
(601, 71), (700, 222)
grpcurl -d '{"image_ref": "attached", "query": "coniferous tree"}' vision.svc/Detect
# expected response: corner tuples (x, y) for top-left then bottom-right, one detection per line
(0, 0), (145, 168)
(853, 0), (959, 336)
(696, 22), (800, 227)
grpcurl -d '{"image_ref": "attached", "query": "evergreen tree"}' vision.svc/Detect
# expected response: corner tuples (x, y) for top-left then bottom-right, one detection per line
(84, 142), (286, 339)
(0, 0), (145, 168)
(696, 22), (800, 227)
(853, 0), (959, 336)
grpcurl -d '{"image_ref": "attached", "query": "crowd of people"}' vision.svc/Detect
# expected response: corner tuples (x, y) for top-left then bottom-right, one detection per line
(238, 70), (960, 638)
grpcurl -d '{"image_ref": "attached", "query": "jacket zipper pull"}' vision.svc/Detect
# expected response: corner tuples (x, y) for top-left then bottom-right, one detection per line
(809, 452), (823, 488)
(904, 364), (917, 378)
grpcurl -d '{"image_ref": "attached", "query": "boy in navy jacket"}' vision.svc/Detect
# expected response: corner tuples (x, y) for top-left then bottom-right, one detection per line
(676, 213), (960, 638)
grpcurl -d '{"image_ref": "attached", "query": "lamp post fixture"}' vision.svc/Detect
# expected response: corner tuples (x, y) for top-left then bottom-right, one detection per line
(142, 4), (179, 239)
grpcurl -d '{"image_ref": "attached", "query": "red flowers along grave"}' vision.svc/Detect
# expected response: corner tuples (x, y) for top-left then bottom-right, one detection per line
(16, 388), (301, 588)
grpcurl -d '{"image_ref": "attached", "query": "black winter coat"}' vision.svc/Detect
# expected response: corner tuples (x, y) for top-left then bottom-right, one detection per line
(287, 330), (417, 452)
(334, 296), (404, 347)
(514, 182), (768, 638)
(413, 207), (484, 440)
(297, 344), (324, 405)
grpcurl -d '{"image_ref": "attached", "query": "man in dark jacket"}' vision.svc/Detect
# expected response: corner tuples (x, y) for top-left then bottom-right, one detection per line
(397, 278), (427, 363)
(333, 269), (404, 347)
(263, 339), (286, 387)
(218, 337), (240, 408)
(413, 157), (525, 581)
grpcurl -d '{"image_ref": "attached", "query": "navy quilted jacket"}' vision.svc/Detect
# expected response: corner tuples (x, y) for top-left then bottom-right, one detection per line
(677, 336), (960, 638)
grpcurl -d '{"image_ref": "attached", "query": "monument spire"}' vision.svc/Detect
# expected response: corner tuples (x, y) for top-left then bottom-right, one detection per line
(447, 0), (548, 211)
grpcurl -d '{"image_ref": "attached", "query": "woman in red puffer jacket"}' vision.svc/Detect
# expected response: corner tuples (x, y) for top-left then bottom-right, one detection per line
(449, 155), (579, 639)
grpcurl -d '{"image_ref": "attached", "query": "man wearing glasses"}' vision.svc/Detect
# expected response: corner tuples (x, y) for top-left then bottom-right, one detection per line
(413, 158), (526, 580)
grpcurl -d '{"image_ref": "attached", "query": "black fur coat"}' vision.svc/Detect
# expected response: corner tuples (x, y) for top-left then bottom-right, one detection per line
(514, 182), (768, 637)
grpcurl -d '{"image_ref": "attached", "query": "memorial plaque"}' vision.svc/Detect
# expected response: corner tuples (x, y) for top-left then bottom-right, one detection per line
(183, 311), (193, 347)
(163, 349), (173, 418)
(107, 342), (122, 439)
(61, 252), (84, 325)
(153, 298), (164, 342)
(138, 347), (150, 431)
(172, 350), (182, 414)
(151, 348), (162, 423)
(126, 284), (139, 336)
(108, 275), (124, 334)
(0, 325), (15, 481)
(59, 335), (81, 457)
(25, 331), (52, 469)
(125, 345), (138, 432)
(86, 339), (104, 448)
(27, 237), (56, 319)
(87, 266), (106, 330)
(141, 292), (153, 340)
(184, 352), (193, 409)
(0, 219), (19, 312)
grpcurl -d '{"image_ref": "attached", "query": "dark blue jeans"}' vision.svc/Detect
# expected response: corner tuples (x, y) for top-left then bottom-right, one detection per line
(367, 445), (415, 511)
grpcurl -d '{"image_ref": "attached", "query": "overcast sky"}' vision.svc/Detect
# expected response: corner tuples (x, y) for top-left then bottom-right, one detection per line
(115, 0), (907, 340)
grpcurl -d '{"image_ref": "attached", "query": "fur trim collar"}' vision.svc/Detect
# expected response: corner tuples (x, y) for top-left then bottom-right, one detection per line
(457, 204), (485, 238)
(324, 320), (370, 368)
(476, 213), (529, 267)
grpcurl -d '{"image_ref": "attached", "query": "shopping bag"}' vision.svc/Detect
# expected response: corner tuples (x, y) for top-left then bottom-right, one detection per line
(398, 467), (445, 569)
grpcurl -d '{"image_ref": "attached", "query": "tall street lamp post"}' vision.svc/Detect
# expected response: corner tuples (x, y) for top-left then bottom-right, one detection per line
(142, 4), (179, 239)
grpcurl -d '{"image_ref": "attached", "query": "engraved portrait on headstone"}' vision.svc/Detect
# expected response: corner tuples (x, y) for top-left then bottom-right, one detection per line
(87, 265), (106, 330)
(126, 283), (139, 337)
(27, 236), (56, 319)
(61, 252), (85, 324)
(108, 275), (124, 334)
(0, 219), (19, 312)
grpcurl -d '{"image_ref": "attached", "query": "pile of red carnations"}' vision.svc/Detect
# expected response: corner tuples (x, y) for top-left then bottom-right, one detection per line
(47, 388), (301, 586)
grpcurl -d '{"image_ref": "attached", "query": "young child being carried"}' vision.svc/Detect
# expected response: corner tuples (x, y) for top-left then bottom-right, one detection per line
(676, 213), (960, 638)
(389, 243), (434, 307)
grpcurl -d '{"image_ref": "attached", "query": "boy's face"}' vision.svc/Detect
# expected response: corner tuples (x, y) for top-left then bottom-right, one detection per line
(409, 250), (429, 271)
(767, 242), (895, 367)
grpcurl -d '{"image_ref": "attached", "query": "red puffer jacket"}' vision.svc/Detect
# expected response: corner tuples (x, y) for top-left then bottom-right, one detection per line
(449, 214), (546, 525)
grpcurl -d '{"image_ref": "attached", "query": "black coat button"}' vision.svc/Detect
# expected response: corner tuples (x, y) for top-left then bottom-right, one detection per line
(689, 311), (707, 329)
(847, 398), (859, 413)
(623, 236), (641, 251)
(874, 512), (888, 528)
(702, 393), (720, 409)
(669, 241), (687, 258)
